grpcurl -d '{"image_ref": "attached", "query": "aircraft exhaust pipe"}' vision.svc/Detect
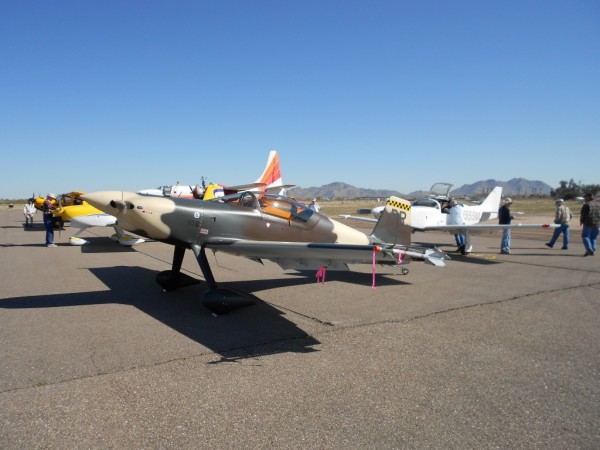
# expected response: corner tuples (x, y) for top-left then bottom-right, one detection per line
(109, 200), (127, 215)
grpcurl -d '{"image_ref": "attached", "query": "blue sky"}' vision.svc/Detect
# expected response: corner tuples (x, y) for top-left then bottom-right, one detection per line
(1, 1), (598, 199)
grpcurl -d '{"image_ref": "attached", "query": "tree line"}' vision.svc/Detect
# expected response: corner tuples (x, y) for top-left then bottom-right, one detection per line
(551, 179), (600, 200)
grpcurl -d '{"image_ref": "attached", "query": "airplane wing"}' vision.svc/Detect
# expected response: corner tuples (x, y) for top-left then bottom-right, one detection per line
(419, 223), (558, 254)
(222, 182), (266, 193)
(71, 213), (117, 228)
(420, 223), (558, 232)
(70, 214), (145, 246)
(339, 215), (557, 232)
(265, 184), (296, 194)
(205, 239), (448, 269)
(338, 214), (377, 223)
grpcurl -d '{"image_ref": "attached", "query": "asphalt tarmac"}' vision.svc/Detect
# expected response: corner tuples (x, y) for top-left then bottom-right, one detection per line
(1, 208), (599, 448)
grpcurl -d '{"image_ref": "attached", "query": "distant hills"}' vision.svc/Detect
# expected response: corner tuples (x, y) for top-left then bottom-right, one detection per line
(289, 182), (403, 200)
(289, 178), (553, 200)
(450, 178), (553, 197)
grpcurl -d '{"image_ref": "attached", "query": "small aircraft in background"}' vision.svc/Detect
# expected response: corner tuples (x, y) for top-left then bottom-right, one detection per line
(81, 190), (448, 314)
(137, 183), (200, 199)
(137, 150), (292, 200)
(340, 183), (557, 254)
(33, 191), (95, 228)
(33, 192), (144, 246)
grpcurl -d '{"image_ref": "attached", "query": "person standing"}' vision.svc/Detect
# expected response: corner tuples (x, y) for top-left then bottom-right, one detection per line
(447, 199), (466, 254)
(23, 199), (37, 228)
(308, 198), (320, 212)
(580, 193), (600, 256)
(545, 198), (571, 249)
(499, 197), (514, 254)
(43, 193), (58, 247)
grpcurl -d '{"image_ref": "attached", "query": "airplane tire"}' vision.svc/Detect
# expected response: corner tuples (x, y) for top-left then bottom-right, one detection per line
(202, 288), (257, 315)
(156, 270), (200, 291)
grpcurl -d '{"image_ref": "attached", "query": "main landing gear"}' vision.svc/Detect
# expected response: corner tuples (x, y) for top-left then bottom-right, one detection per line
(155, 245), (257, 315)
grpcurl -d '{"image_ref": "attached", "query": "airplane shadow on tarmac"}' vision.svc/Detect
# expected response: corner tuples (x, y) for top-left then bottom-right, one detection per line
(0, 263), (414, 359)
(0, 265), (330, 360)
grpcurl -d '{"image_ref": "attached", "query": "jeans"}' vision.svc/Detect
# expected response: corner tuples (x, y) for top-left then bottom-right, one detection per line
(43, 214), (54, 245)
(501, 229), (511, 252)
(454, 233), (465, 247)
(548, 224), (569, 248)
(582, 225), (599, 252)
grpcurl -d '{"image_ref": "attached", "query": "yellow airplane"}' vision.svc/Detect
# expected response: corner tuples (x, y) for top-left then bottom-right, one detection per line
(34, 191), (100, 227)
(33, 191), (144, 246)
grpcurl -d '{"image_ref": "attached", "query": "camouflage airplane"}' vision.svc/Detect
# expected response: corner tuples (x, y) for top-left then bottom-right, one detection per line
(82, 191), (448, 314)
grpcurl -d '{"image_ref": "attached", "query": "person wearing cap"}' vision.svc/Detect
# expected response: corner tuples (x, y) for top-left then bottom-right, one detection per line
(308, 198), (320, 212)
(580, 193), (600, 256)
(447, 198), (467, 254)
(545, 198), (571, 249)
(498, 197), (514, 254)
(42, 193), (58, 247)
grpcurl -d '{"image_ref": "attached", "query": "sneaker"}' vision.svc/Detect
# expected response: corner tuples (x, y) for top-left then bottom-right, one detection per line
(47, 244), (57, 247)
(500, 250), (510, 255)
(584, 250), (591, 256)
(545, 243), (553, 248)
(561, 247), (568, 250)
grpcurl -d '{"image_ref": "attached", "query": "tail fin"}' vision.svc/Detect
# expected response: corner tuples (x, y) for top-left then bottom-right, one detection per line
(477, 186), (503, 221)
(479, 186), (503, 212)
(202, 183), (225, 200)
(370, 196), (412, 246)
(255, 150), (282, 190)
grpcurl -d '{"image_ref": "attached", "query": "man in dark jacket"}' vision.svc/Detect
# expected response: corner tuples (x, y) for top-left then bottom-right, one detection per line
(499, 198), (514, 254)
(580, 193), (600, 256)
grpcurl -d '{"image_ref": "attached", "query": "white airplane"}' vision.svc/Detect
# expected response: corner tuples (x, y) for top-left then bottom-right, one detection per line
(137, 150), (290, 199)
(137, 182), (201, 198)
(340, 183), (557, 254)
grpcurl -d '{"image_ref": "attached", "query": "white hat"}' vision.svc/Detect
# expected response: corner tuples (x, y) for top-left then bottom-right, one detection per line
(503, 197), (512, 204)
(556, 198), (564, 203)
(47, 193), (56, 199)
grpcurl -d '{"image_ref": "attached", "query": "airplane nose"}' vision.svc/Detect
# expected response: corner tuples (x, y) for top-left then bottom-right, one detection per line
(81, 191), (126, 214)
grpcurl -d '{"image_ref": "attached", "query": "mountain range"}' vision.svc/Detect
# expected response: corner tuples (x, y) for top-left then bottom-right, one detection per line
(289, 178), (553, 200)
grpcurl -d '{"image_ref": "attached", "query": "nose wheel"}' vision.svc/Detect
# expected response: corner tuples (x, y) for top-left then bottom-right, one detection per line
(400, 267), (409, 275)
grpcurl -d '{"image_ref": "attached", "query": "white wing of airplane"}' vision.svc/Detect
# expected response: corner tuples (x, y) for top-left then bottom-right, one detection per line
(70, 214), (145, 246)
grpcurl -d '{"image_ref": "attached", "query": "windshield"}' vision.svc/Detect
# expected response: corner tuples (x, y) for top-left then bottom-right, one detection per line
(213, 192), (315, 223)
(429, 183), (452, 200)
(413, 198), (441, 209)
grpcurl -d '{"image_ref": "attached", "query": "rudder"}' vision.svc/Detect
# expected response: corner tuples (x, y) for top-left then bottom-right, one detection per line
(255, 150), (282, 189)
(370, 196), (412, 246)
